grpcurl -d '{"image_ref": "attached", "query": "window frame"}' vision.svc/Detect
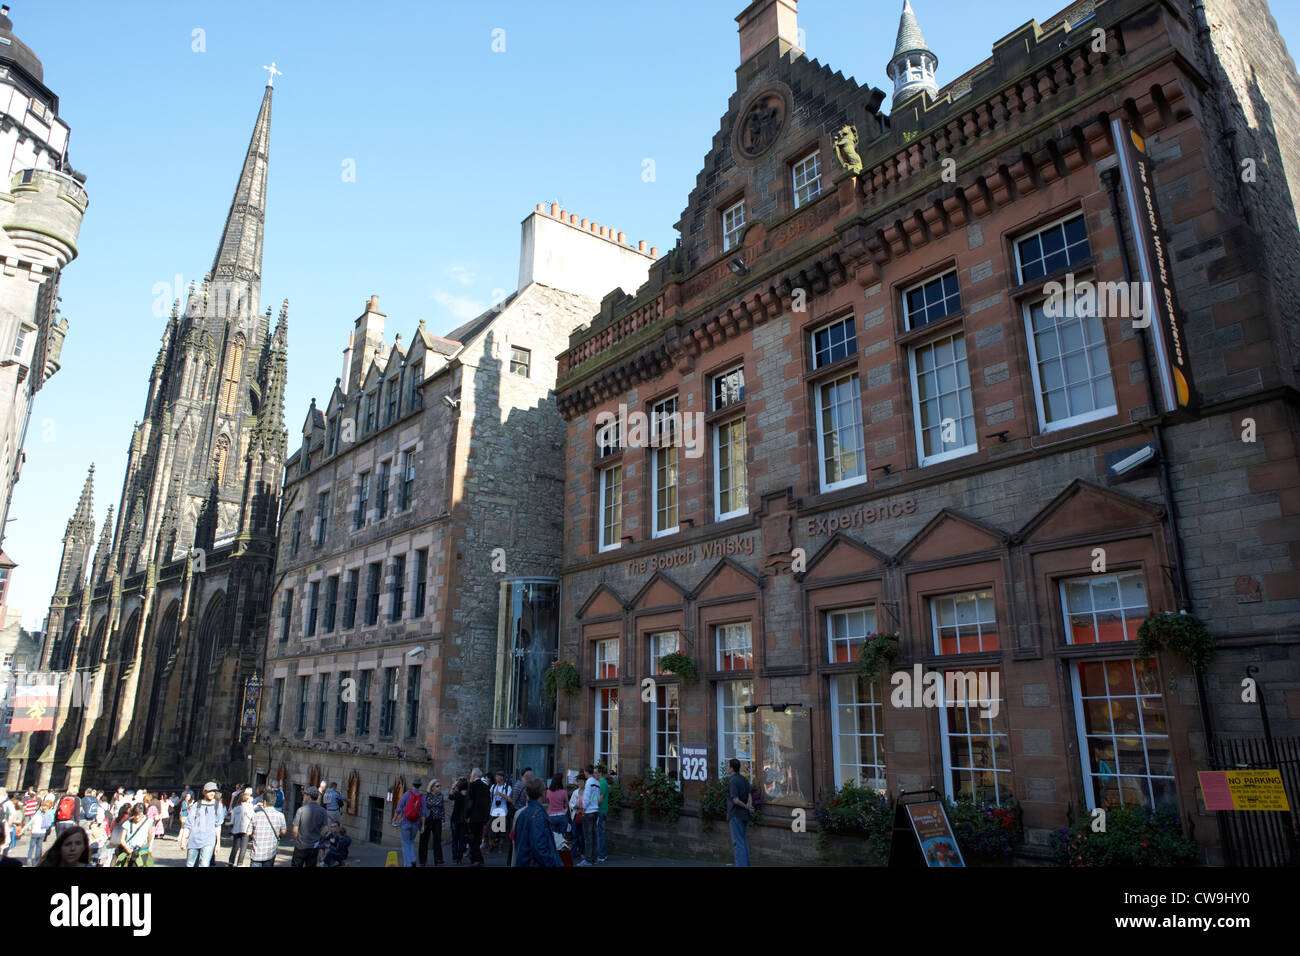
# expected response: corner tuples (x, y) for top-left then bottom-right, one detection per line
(509, 346), (532, 377)
(650, 396), (679, 539)
(405, 664), (422, 739)
(902, 268), (963, 331)
(648, 631), (680, 675)
(715, 621), (753, 672)
(829, 674), (887, 791)
(598, 464), (622, 552)
(1059, 570), (1148, 646)
(377, 460), (391, 520)
(595, 687), (619, 774)
(413, 549), (428, 618)
(354, 669), (372, 737)
(713, 414), (748, 521)
(826, 606), (877, 664)
(929, 590), (999, 655)
(651, 683), (680, 784)
(792, 151), (822, 210)
(716, 679), (754, 779)
(594, 638), (620, 680)
(1013, 211), (1093, 286)
(908, 330), (978, 466)
(721, 199), (746, 253)
(1021, 293), (1117, 433)
(813, 370), (867, 493)
(390, 554), (406, 622)
(936, 666), (1012, 806)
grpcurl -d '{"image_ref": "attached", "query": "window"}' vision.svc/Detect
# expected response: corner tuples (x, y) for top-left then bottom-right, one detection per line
(377, 461), (390, 519)
(595, 688), (619, 773)
(1024, 294), (1116, 431)
(279, 589), (293, 643)
(651, 397), (678, 537)
(716, 622), (753, 671)
(712, 366), (745, 411)
(390, 554), (406, 622)
(365, 390), (377, 433)
(939, 667), (1011, 805)
(648, 631), (680, 675)
(386, 380), (398, 425)
(1062, 571), (1147, 644)
(714, 416), (747, 520)
(355, 472), (370, 530)
(290, 511), (302, 556)
(365, 562), (382, 627)
(722, 199), (746, 252)
(296, 675), (309, 733)
(652, 684), (680, 782)
(911, 332), (977, 464)
(815, 372), (866, 491)
(12, 327), (27, 358)
(323, 575), (339, 633)
(213, 435), (231, 486)
(594, 638), (619, 679)
(1071, 657), (1174, 808)
(400, 451), (415, 511)
(355, 670), (372, 736)
(599, 465), (622, 552)
(792, 151), (821, 208)
(510, 346), (531, 377)
(717, 680), (754, 778)
(301, 443), (311, 475)
(335, 670), (351, 735)
(827, 607), (876, 664)
(811, 316), (857, 369)
(1015, 213), (1092, 284)
(931, 591), (998, 654)
(408, 362), (423, 411)
(342, 570), (358, 630)
(379, 666), (398, 737)
(597, 419), (622, 459)
(271, 677), (284, 733)
(326, 417), (339, 456)
(316, 673), (329, 733)
(405, 665), (421, 738)
(306, 581), (320, 637)
(315, 491), (330, 546)
(413, 549), (428, 618)
(830, 675), (886, 790)
(218, 333), (246, 417)
(903, 270), (962, 330)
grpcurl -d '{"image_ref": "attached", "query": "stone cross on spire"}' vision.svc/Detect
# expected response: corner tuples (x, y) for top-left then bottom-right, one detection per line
(263, 61), (283, 87)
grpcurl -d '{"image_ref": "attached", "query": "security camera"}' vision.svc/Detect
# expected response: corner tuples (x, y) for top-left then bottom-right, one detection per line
(443, 395), (460, 409)
(406, 646), (424, 659)
(1108, 444), (1156, 478)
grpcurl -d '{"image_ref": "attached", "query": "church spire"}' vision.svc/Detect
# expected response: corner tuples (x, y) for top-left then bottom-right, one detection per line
(211, 83), (273, 284)
(91, 505), (114, 586)
(55, 464), (95, 594)
(66, 463), (95, 541)
(887, 1), (939, 107)
(249, 299), (289, 460)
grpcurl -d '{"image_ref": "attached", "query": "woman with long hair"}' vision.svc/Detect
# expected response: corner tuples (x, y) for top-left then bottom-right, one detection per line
(177, 792), (194, 851)
(38, 825), (90, 867)
(545, 773), (569, 836)
(113, 803), (155, 867)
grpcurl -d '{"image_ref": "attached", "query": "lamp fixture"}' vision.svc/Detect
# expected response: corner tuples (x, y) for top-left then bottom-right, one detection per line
(727, 256), (750, 276)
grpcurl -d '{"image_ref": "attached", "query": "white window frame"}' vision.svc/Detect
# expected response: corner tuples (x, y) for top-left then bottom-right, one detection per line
(937, 667), (1012, 806)
(1070, 656), (1175, 811)
(909, 331), (978, 466)
(651, 683), (680, 783)
(711, 365), (745, 412)
(902, 269), (962, 330)
(650, 397), (679, 538)
(827, 606), (876, 664)
(595, 687), (619, 774)
(1013, 212), (1092, 285)
(598, 464), (622, 552)
(713, 415), (748, 521)
(792, 151), (822, 209)
(716, 679), (754, 779)
(1060, 571), (1148, 646)
(810, 315), (857, 370)
(814, 372), (866, 492)
(594, 638), (619, 680)
(830, 674), (887, 791)
(509, 346), (531, 377)
(930, 590), (999, 655)
(1022, 293), (1117, 433)
(597, 418), (622, 458)
(648, 631), (680, 675)
(722, 200), (746, 253)
(715, 621), (753, 671)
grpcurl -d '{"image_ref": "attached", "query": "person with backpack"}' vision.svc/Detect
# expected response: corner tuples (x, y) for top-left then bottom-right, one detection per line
(247, 785), (287, 866)
(53, 791), (81, 837)
(80, 787), (100, 824)
(391, 777), (429, 867)
(320, 780), (345, 827)
(185, 782), (226, 867)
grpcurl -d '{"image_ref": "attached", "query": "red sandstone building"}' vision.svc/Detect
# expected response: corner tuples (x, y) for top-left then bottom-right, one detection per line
(554, 0), (1300, 863)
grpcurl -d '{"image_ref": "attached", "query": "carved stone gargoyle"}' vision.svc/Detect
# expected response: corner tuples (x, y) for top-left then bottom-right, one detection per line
(833, 125), (863, 176)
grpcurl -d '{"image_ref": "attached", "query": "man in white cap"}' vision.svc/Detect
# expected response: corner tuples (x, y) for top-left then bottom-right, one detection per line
(186, 781), (226, 867)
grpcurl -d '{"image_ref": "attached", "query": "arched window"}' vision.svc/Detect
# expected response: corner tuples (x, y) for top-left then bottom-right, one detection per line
(80, 618), (108, 669)
(185, 594), (226, 756)
(108, 611), (142, 744)
(142, 603), (181, 751)
(217, 333), (246, 416)
(213, 434), (231, 486)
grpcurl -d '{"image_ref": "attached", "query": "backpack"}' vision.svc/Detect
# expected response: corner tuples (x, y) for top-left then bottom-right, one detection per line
(56, 795), (77, 822)
(404, 791), (423, 821)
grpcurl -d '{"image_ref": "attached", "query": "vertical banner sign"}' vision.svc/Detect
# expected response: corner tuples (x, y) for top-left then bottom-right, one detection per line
(239, 674), (262, 742)
(1112, 117), (1199, 418)
(9, 684), (58, 731)
(905, 801), (966, 867)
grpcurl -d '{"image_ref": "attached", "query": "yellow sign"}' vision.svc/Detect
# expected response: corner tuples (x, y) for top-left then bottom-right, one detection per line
(385, 850), (399, 867)
(1198, 770), (1291, 811)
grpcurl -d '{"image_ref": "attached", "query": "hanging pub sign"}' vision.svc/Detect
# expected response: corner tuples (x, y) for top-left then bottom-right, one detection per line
(239, 674), (262, 742)
(1112, 117), (1199, 419)
(905, 801), (966, 867)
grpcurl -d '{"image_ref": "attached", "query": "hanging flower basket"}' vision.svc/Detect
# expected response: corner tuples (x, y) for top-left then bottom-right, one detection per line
(656, 652), (700, 682)
(857, 632), (900, 682)
(543, 660), (580, 702)
(1137, 611), (1215, 670)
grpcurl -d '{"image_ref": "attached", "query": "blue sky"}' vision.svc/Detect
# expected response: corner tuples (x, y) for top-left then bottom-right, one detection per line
(7, 0), (1300, 627)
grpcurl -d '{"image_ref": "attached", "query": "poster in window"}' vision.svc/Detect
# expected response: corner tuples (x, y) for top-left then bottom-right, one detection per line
(759, 706), (811, 806)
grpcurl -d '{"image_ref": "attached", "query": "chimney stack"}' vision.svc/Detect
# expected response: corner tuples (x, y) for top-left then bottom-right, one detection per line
(736, 0), (800, 66)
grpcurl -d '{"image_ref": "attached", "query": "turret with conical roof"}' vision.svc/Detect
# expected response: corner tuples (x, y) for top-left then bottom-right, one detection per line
(887, 0), (938, 107)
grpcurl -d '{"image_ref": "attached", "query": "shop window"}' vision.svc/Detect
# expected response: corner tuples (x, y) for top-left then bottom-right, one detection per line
(1061, 571), (1147, 644)
(649, 631), (680, 674)
(827, 606), (876, 664)
(652, 684), (680, 782)
(717, 679), (754, 779)
(594, 638), (619, 679)
(716, 622), (753, 671)
(830, 675), (886, 791)
(938, 667), (1012, 805)
(595, 688), (619, 773)
(930, 590), (998, 654)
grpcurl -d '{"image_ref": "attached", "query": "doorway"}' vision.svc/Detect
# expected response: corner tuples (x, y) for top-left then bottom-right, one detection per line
(368, 796), (385, 844)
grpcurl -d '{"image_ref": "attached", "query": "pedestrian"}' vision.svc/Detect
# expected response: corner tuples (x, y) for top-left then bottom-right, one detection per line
(488, 771), (510, 852)
(391, 777), (429, 867)
(273, 782), (285, 811)
(466, 768), (491, 866)
(726, 758), (753, 867)
(2, 794), (23, 856)
(596, 764), (611, 863)
(247, 785), (287, 866)
(22, 790), (38, 824)
(578, 766), (600, 865)
(512, 776), (562, 867)
(157, 792), (171, 837)
(24, 796), (53, 864)
(568, 769), (586, 861)
(80, 787), (100, 824)
(178, 792), (194, 850)
(290, 786), (327, 867)
(185, 781), (226, 867)
(448, 777), (469, 864)
(545, 773), (569, 837)
(320, 779), (345, 827)
(113, 803), (155, 867)
(321, 821), (351, 866)
(38, 825), (91, 867)
(418, 779), (445, 866)
(228, 788), (253, 867)
(100, 805), (128, 867)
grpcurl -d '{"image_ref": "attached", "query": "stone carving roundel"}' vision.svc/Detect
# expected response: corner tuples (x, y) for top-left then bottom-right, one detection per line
(735, 90), (787, 159)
